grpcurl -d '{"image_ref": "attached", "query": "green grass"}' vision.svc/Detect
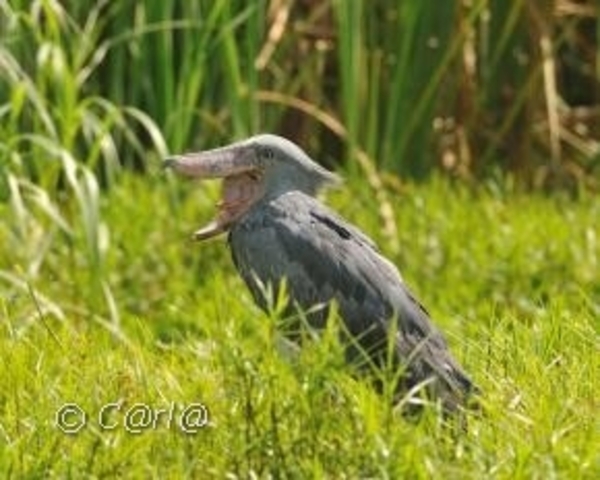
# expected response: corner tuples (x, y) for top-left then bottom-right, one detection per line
(3, 1), (598, 185)
(1, 0), (598, 477)
(1, 172), (598, 478)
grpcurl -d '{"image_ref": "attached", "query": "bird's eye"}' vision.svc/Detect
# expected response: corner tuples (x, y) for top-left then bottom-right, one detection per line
(260, 148), (274, 160)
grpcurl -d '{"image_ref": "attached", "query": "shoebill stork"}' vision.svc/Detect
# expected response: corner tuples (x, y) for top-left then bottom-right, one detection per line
(165, 134), (476, 412)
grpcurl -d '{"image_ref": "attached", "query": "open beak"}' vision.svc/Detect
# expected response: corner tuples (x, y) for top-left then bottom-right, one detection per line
(164, 144), (264, 240)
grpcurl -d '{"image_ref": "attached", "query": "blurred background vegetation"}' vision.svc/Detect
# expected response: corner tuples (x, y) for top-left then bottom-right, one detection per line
(1, 0), (598, 190)
(1, 3), (598, 476)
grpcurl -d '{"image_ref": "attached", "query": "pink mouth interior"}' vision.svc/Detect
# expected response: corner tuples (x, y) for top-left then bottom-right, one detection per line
(193, 172), (263, 240)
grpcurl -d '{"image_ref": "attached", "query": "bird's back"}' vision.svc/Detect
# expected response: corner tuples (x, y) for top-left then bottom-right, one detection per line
(228, 191), (475, 411)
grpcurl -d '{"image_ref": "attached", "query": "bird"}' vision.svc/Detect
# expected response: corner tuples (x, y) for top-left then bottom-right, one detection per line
(164, 134), (476, 413)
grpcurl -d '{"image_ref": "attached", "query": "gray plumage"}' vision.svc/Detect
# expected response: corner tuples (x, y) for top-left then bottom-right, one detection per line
(165, 134), (476, 412)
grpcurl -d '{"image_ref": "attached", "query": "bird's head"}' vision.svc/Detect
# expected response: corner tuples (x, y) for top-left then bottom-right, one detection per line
(164, 134), (340, 240)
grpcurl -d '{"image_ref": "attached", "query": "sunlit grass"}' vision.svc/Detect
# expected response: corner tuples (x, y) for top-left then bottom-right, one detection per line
(1, 172), (598, 477)
(1, 0), (598, 477)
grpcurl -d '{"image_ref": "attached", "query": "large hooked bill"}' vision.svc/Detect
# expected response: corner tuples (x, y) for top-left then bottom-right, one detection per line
(164, 144), (263, 241)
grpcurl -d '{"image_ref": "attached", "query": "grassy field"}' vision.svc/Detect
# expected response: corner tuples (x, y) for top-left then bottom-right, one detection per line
(1, 171), (598, 478)
(1, 0), (599, 478)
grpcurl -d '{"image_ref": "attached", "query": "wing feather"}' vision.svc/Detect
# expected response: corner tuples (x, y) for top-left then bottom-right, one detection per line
(228, 191), (474, 404)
